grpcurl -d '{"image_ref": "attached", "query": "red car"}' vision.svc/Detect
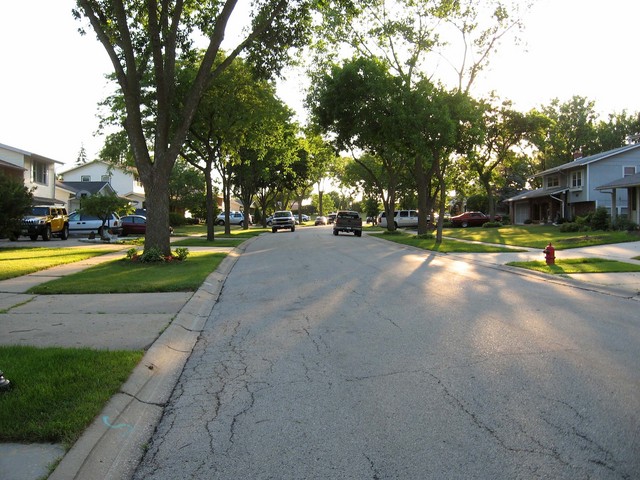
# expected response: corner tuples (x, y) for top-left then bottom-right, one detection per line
(120, 215), (147, 236)
(450, 211), (501, 227)
(121, 215), (174, 236)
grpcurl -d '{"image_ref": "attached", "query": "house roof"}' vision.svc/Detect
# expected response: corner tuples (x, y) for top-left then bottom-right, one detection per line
(505, 186), (569, 203)
(596, 172), (640, 190)
(533, 143), (640, 178)
(0, 142), (64, 165)
(0, 158), (26, 171)
(59, 159), (137, 175)
(59, 181), (115, 196)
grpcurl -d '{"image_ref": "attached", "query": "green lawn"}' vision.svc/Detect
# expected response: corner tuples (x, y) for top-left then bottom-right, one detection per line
(507, 257), (640, 274)
(375, 231), (525, 253)
(28, 250), (227, 294)
(0, 346), (143, 445)
(0, 247), (120, 281)
(440, 225), (639, 249)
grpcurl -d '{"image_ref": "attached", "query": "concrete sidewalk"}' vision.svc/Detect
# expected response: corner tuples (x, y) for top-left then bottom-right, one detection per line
(1, 237), (639, 480)
(0, 240), (241, 480)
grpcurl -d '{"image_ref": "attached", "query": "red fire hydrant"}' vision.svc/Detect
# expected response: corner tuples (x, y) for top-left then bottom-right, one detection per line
(543, 243), (555, 266)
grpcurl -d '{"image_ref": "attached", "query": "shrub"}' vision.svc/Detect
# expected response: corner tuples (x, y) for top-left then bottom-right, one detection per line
(174, 247), (189, 261)
(482, 221), (502, 228)
(614, 217), (639, 232)
(139, 246), (166, 263)
(524, 219), (533, 224)
(169, 212), (187, 226)
(443, 221), (453, 228)
(590, 207), (610, 231)
(559, 222), (589, 232)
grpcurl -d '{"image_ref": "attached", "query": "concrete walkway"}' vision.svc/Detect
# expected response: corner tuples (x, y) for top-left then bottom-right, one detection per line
(1, 236), (639, 479)
(0, 238), (240, 480)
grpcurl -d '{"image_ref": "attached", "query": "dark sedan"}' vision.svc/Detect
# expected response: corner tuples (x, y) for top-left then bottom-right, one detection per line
(450, 211), (501, 227)
(120, 215), (147, 236)
(120, 215), (174, 236)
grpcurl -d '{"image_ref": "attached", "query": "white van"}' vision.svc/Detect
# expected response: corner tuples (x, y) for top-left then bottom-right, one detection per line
(377, 210), (419, 228)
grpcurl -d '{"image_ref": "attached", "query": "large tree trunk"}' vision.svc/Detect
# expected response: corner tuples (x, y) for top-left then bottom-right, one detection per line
(205, 168), (216, 241)
(141, 171), (172, 256)
(414, 155), (430, 235)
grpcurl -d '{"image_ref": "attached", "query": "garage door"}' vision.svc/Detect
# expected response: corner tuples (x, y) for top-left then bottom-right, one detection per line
(514, 203), (529, 224)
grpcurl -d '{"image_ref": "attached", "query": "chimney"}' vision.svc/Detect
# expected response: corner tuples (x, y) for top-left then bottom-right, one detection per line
(573, 150), (583, 160)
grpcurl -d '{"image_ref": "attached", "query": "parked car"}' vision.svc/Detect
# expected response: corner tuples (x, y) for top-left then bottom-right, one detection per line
(333, 210), (362, 237)
(326, 213), (337, 224)
(15, 205), (69, 241)
(216, 211), (246, 226)
(315, 216), (328, 226)
(120, 215), (174, 236)
(450, 211), (501, 227)
(68, 211), (121, 236)
(271, 210), (296, 233)
(378, 210), (419, 228)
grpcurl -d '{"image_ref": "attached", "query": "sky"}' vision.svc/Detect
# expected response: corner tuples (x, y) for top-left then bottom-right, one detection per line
(1, 0), (639, 171)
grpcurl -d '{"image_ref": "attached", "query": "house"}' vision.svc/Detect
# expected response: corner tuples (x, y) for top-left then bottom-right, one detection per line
(58, 160), (146, 211)
(56, 181), (119, 213)
(596, 172), (640, 226)
(506, 143), (640, 224)
(0, 142), (65, 205)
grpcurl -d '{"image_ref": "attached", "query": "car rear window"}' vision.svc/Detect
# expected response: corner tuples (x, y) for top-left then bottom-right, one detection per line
(338, 212), (359, 219)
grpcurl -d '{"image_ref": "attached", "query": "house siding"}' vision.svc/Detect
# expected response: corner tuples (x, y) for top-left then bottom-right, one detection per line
(0, 143), (61, 203)
(507, 144), (640, 224)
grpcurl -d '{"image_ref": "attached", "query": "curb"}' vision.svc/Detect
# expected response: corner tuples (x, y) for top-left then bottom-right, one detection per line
(48, 239), (254, 480)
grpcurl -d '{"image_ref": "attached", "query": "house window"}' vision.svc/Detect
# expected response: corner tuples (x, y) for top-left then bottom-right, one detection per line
(571, 171), (582, 188)
(101, 175), (111, 182)
(546, 176), (559, 188)
(32, 160), (48, 185)
(81, 175), (91, 182)
(624, 166), (636, 177)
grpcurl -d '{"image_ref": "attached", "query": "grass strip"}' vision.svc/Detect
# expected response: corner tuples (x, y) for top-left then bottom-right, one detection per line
(0, 247), (120, 281)
(28, 250), (227, 294)
(377, 231), (525, 253)
(441, 225), (639, 249)
(506, 257), (640, 274)
(0, 346), (143, 445)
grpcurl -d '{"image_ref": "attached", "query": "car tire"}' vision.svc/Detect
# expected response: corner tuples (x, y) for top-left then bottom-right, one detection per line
(394, 221), (398, 229)
(42, 225), (51, 241)
(291, 225), (295, 232)
(333, 230), (338, 236)
(356, 231), (362, 237)
(217, 220), (225, 226)
(461, 221), (469, 228)
(272, 228), (277, 233)
(29, 234), (38, 241)
(60, 225), (69, 240)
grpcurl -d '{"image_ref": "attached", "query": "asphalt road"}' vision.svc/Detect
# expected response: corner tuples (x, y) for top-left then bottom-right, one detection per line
(133, 226), (640, 479)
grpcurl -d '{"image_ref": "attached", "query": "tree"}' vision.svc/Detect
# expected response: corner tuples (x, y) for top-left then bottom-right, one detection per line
(312, 0), (530, 236)
(461, 97), (549, 218)
(169, 159), (206, 217)
(310, 57), (409, 231)
(0, 176), (32, 239)
(76, 143), (88, 165)
(74, 0), (313, 255)
(79, 192), (131, 238)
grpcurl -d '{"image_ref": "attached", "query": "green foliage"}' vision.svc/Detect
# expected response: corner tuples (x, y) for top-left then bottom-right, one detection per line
(482, 221), (502, 228)
(466, 194), (489, 212)
(169, 212), (187, 226)
(79, 193), (132, 231)
(173, 247), (189, 261)
(614, 217), (639, 232)
(139, 246), (166, 263)
(558, 222), (588, 232)
(590, 206), (610, 231)
(0, 346), (142, 444)
(0, 175), (33, 239)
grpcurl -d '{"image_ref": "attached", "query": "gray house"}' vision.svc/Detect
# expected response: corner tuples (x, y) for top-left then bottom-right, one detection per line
(506, 143), (640, 224)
